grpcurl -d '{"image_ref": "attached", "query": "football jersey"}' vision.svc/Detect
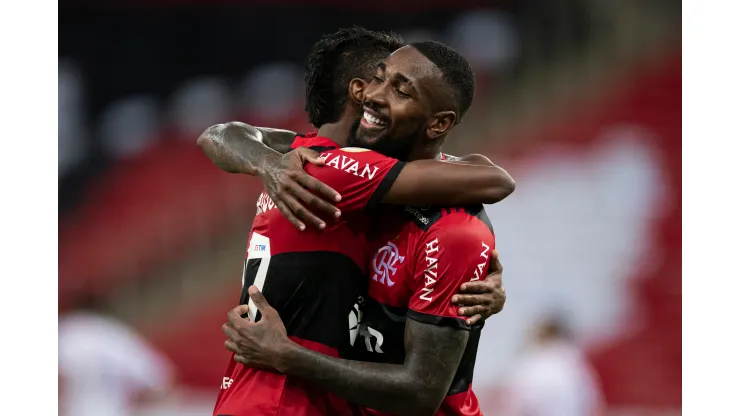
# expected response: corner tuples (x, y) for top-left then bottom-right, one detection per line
(352, 205), (495, 416)
(213, 134), (406, 416)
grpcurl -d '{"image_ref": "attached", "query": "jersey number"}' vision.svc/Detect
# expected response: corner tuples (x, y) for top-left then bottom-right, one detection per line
(243, 232), (271, 321)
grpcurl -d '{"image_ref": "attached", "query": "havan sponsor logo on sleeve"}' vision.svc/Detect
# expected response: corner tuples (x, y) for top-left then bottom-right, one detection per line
(471, 241), (491, 281)
(420, 238), (439, 302)
(320, 151), (380, 180)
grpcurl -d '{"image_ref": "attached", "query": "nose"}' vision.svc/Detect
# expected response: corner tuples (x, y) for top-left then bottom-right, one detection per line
(363, 80), (389, 109)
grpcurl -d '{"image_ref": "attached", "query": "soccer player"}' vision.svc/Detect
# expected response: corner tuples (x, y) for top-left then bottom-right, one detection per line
(221, 41), (498, 416)
(201, 30), (511, 416)
(199, 27), (512, 235)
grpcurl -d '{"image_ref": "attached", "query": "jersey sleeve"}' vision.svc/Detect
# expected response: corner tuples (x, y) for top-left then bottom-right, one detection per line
(407, 210), (496, 329)
(303, 147), (406, 213)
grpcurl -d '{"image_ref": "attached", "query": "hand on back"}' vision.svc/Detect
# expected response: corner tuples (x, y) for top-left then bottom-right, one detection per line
(260, 146), (342, 231)
(222, 286), (289, 371)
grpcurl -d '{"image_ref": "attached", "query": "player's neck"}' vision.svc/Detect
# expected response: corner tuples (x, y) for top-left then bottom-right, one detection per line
(317, 106), (358, 147)
(407, 139), (445, 162)
(317, 121), (350, 147)
(408, 149), (440, 162)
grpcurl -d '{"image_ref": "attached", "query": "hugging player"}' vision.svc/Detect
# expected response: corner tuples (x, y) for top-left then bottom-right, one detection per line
(199, 27), (512, 416)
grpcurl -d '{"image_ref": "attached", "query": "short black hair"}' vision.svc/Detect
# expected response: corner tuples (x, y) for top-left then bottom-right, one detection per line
(305, 26), (404, 127)
(410, 41), (476, 121)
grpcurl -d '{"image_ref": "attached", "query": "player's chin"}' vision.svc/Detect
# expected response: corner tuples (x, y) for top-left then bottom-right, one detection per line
(358, 118), (389, 140)
(356, 133), (382, 147)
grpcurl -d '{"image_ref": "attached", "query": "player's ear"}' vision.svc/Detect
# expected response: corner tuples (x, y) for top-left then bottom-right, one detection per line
(349, 78), (366, 105)
(426, 111), (456, 140)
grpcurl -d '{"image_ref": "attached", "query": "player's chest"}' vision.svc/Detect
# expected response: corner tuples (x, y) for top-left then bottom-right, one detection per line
(367, 219), (420, 307)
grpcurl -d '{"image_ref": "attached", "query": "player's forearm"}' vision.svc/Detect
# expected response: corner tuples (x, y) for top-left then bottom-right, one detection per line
(446, 154), (516, 200)
(274, 343), (439, 415)
(385, 159), (516, 206)
(453, 157), (516, 203)
(196, 122), (294, 176)
(448, 153), (495, 167)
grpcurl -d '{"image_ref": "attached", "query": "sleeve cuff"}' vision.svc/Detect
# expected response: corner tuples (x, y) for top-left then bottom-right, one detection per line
(407, 309), (471, 331)
(366, 160), (407, 211)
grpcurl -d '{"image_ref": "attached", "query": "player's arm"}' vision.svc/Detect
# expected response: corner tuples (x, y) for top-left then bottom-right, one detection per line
(383, 156), (515, 206)
(197, 121), (296, 175)
(197, 122), (341, 230)
(226, 289), (468, 416)
(309, 148), (514, 216)
(278, 315), (467, 415)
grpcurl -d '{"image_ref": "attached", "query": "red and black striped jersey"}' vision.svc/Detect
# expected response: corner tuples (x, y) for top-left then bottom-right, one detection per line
(352, 205), (495, 416)
(213, 134), (406, 416)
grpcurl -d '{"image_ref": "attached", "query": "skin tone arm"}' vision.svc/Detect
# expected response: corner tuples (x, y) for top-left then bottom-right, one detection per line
(198, 121), (515, 229)
(224, 288), (469, 416)
(383, 158), (514, 207)
(197, 122), (296, 175)
(198, 122), (342, 231)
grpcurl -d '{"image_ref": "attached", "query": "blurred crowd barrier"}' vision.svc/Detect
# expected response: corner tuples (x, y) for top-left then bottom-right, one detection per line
(59, 1), (681, 415)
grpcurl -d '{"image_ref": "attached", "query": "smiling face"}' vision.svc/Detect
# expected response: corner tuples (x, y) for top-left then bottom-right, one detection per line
(347, 45), (458, 161)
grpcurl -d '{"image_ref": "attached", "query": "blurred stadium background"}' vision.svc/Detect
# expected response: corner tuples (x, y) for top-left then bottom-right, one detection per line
(58, 0), (681, 415)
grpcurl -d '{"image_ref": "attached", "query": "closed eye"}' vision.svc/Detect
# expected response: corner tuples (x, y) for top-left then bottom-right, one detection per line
(396, 88), (411, 98)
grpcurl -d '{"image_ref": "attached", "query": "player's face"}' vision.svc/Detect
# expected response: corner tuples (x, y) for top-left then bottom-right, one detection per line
(349, 46), (449, 161)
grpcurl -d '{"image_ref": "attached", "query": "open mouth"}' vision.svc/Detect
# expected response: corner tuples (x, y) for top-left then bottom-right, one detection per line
(361, 108), (388, 129)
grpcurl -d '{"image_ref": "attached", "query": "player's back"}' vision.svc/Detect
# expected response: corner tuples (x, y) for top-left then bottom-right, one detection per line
(213, 134), (406, 416)
(354, 205), (495, 416)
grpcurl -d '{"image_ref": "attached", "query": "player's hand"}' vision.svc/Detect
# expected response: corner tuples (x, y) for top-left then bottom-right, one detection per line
(222, 286), (290, 371)
(260, 146), (342, 231)
(451, 250), (506, 326)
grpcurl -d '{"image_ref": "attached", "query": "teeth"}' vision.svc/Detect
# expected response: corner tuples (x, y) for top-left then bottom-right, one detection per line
(363, 111), (386, 127)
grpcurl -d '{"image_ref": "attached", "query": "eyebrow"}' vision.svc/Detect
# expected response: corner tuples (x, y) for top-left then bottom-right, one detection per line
(377, 62), (412, 85)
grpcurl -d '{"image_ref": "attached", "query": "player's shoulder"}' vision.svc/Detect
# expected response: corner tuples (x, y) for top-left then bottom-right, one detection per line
(301, 143), (404, 202)
(291, 133), (340, 152)
(313, 146), (403, 185)
(404, 205), (493, 234)
(338, 146), (374, 153)
(440, 152), (460, 161)
(328, 146), (399, 164)
(431, 207), (492, 238)
(422, 208), (495, 259)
